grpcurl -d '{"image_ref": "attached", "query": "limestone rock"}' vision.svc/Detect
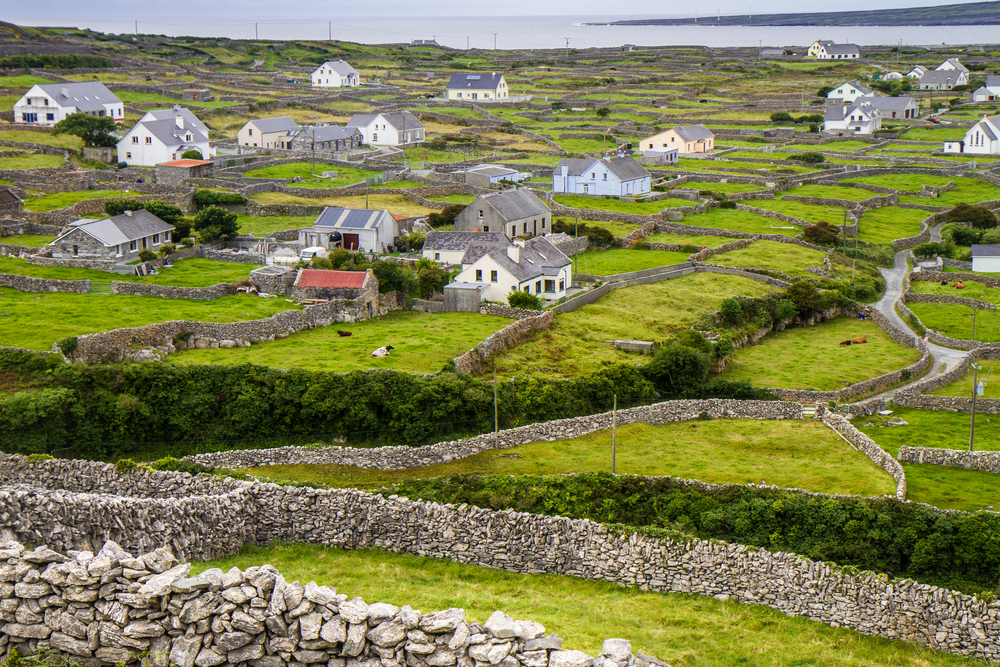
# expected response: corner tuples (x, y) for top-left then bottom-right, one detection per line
(484, 612), (518, 639)
(549, 650), (594, 667)
(419, 609), (464, 634)
(169, 634), (203, 667)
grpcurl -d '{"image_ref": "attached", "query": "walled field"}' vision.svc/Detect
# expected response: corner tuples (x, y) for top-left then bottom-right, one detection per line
(251, 192), (435, 217)
(168, 310), (510, 374)
(243, 419), (896, 496)
(0, 257), (259, 286)
(235, 214), (318, 236)
(910, 279), (1000, 305)
(492, 273), (777, 378)
(929, 359), (1000, 398)
(907, 302), (1000, 342)
(193, 542), (982, 667)
(0, 153), (65, 169)
(673, 209), (801, 236)
(0, 291), (297, 350)
(703, 240), (829, 278)
(721, 318), (922, 391)
(573, 249), (691, 275)
(0, 234), (53, 247)
(21, 189), (121, 212)
(243, 162), (378, 188)
(857, 207), (929, 245)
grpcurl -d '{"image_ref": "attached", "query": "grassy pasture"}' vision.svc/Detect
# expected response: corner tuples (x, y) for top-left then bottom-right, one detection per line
(676, 208), (801, 236)
(573, 249), (691, 276)
(779, 185), (877, 202)
(906, 302), (1000, 342)
(910, 279), (1000, 306)
(0, 234), (54, 248)
(705, 240), (829, 277)
(193, 542), (979, 667)
(251, 192), (435, 217)
(722, 318), (922, 391)
(0, 257), (259, 287)
(235, 215), (317, 236)
(750, 199), (849, 225)
(169, 311), (508, 374)
(0, 129), (83, 149)
(0, 154), (65, 169)
(857, 207), (930, 244)
(22, 189), (121, 212)
(556, 195), (690, 215)
(244, 162), (378, 188)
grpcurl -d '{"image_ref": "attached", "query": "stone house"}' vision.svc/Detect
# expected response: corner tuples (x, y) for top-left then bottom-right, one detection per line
(346, 112), (424, 147)
(288, 125), (363, 152)
(237, 116), (301, 149)
(422, 230), (510, 265)
(453, 236), (572, 302)
(452, 189), (551, 237)
(446, 73), (509, 101)
(182, 89), (213, 102)
(906, 66), (927, 79)
(13, 82), (124, 127)
(552, 156), (651, 196)
(155, 159), (214, 185)
(291, 268), (378, 314)
(311, 61), (361, 88)
(49, 210), (174, 263)
(300, 207), (399, 253)
(0, 188), (24, 216)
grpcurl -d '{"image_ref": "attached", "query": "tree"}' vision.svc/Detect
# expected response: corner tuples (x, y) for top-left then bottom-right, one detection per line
(181, 149), (205, 160)
(719, 298), (743, 326)
(104, 199), (190, 239)
(770, 111), (793, 123)
(816, 85), (835, 97)
(947, 203), (997, 230)
(595, 107), (611, 118)
(192, 205), (239, 243)
(508, 290), (542, 310)
(912, 242), (942, 258)
(784, 281), (828, 316)
(643, 345), (710, 397)
(427, 204), (465, 228)
(417, 267), (450, 299)
(52, 113), (118, 147)
(803, 222), (840, 246)
(370, 261), (417, 295)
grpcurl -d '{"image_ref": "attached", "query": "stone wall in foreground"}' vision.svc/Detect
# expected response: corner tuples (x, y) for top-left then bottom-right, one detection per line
(897, 445), (1000, 473)
(0, 541), (660, 667)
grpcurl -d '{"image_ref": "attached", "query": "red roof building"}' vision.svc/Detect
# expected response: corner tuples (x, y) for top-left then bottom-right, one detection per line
(297, 269), (368, 289)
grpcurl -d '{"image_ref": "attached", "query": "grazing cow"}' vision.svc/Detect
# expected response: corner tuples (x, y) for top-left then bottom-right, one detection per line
(337, 330), (352, 337)
(852, 336), (868, 344)
(839, 339), (853, 346)
(372, 345), (395, 358)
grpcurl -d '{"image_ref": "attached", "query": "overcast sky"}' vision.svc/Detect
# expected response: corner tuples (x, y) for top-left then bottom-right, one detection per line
(7, 0), (991, 19)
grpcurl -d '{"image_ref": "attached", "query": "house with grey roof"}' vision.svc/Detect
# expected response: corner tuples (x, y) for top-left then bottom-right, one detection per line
(640, 124), (715, 155)
(453, 189), (551, 237)
(422, 231), (510, 265)
(311, 61), (360, 88)
(346, 111), (424, 147)
(117, 108), (214, 167)
(807, 40), (860, 60)
(288, 125), (363, 152)
(300, 207), (399, 253)
(919, 70), (963, 90)
(453, 164), (528, 187)
(972, 244), (1000, 272)
(944, 115), (1000, 156)
(138, 106), (210, 136)
(453, 236), (572, 303)
(853, 96), (918, 120)
(446, 73), (509, 101)
(14, 82), (123, 127)
(553, 156), (651, 196)
(48, 210), (174, 263)
(238, 116), (301, 149)
(823, 101), (882, 135)
(826, 81), (875, 104)
(973, 75), (1000, 102)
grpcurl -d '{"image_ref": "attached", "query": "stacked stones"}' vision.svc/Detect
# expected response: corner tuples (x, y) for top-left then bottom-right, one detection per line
(0, 540), (667, 667)
(897, 446), (1000, 473)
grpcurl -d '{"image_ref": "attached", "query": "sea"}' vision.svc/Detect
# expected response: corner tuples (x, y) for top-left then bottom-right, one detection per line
(6, 15), (1000, 51)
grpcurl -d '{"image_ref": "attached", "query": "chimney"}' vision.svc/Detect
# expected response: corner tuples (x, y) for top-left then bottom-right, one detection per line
(175, 114), (184, 129)
(506, 245), (519, 263)
(61, 85), (68, 98)
(124, 210), (132, 217)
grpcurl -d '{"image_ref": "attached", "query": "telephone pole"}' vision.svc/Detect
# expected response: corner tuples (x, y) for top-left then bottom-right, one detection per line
(492, 33), (498, 50)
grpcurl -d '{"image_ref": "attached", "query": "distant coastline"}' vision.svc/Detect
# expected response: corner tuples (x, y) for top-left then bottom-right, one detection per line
(587, 0), (1000, 27)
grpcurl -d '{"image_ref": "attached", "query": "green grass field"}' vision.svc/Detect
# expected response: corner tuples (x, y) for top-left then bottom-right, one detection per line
(492, 273), (777, 378)
(244, 419), (896, 496)
(643, 233), (737, 248)
(674, 208), (802, 236)
(0, 129), (83, 150)
(0, 234), (53, 248)
(235, 215), (317, 236)
(0, 154), (65, 169)
(0, 291), (296, 350)
(929, 359), (1000, 398)
(244, 162), (379, 188)
(22, 189), (121, 212)
(0, 257), (258, 287)
(898, 177), (1000, 207)
(693, 182), (768, 194)
(192, 542), (979, 667)
(556, 195), (689, 215)
(251, 192), (435, 217)
(573, 249), (691, 276)
(721, 317), (922, 391)
(857, 207), (930, 244)
(750, 200), (849, 225)
(907, 302), (1000, 342)
(705, 240), (829, 278)
(779, 185), (876, 202)
(168, 311), (509, 374)
(910, 279), (1000, 306)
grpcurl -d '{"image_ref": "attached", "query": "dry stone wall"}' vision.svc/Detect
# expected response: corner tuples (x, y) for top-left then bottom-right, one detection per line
(0, 273), (90, 294)
(109, 282), (238, 301)
(0, 540), (665, 667)
(822, 413), (906, 500)
(897, 446), (1000, 473)
(453, 311), (554, 374)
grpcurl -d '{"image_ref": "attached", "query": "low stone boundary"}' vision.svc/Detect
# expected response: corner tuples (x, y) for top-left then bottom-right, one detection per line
(187, 399), (802, 470)
(453, 311), (554, 374)
(0, 273), (90, 294)
(109, 281), (238, 300)
(902, 291), (996, 311)
(914, 270), (1000, 290)
(695, 265), (792, 288)
(898, 445), (1000, 473)
(822, 412), (907, 500)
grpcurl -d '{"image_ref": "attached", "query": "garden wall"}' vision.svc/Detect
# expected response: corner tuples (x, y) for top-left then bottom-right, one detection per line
(452, 311), (554, 374)
(897, 445), (1000, 473)
(822, 413), (906, 500)
(0, 273), (90, 294)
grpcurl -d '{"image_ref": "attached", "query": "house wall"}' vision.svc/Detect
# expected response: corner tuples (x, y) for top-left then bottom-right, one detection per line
(238, 125), (295, 149)
(311, 64), (359, 87)
(50, 227), (171, 263)
(552, 162), (651, 196)
(972, 256), (1000, 272)
(14, 85), (124, 127)
(423, 247), (467, 265)
(827, 83), (868, 102)
(155, 163), (213, 186)
(360, 117), (424, 147)
(453, 204), (551, 238)
(116, 122), (212, 167)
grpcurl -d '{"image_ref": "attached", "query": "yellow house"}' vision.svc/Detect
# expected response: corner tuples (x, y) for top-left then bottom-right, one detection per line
(640, 124), (715, 155)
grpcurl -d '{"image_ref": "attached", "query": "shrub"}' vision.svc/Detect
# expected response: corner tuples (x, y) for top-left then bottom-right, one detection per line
(802, 221), (840, 246)
(769, 111), (793, 122)
(371, 261), (417, 295)
(180, 237), (195, 248)
(52, 113), (117, 147)
(788, 152), (825, 164)
(192, 205), (240, 243)
(138, 249), (157, 262)
(716, 201), (737, 210)
(946, 225), (982, 246)
(508, 290), (542, 310)
(912, 242), (941, 258)
(193, 189), (245, 206)
(181, 149), (204, 160)
(595, 107), (611, 118)
(982, 228), (1000, 245)
(643, 345), (710, 397)
(719, 298), (743, 325)
(673, 330), (714, 357)
(947, 203), (997, 230)
(427, 204), (465, 228)
(56, 337), (78, 356)
(417, 267), (450, 299)
(158, 244), (175, 257)
(784, 281), (827, 315)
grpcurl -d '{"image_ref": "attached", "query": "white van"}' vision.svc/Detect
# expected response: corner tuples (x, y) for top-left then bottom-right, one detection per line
(299, 246), (329, 260)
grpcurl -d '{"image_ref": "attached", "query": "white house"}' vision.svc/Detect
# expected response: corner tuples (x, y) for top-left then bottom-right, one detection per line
(826, 81), (875, 104)
(824, 101), (882, 135)
(854, 96), (919, 120)
(454, 164), (529, 187)
(117, 109), (214, 167)
(807, 40), (860, 59)
(346, 111), (424, 147)
(300, 207), (399, 253)
(311, 61), (360, 88)
(14, 82), (123, 127)
(943, 115), (1000, 155)
(446, 73), (508, 101)
(238, 116), (301, 148)
(919, 70), (963, 90)
(137, 107), (210, 136)
(906, 66), (927, 79)
(552, 156), (651, 196)
(421, 230), (510, 265)
(453, 236), (572, 303)
(972, 76), (1000, 102)
(972, 245), (1000, 272)
(936, 58), (970, 85)
(640, 124), (715, 155)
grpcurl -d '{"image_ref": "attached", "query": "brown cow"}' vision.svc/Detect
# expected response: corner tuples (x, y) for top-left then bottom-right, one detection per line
(840, 340), (853, 346)
(852, 336), (868, 344)
(955, 281), (965, 289)
(337, 330), (352, 337)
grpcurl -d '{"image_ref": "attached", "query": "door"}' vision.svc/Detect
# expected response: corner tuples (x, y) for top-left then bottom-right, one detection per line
(344, 234), (360, 251)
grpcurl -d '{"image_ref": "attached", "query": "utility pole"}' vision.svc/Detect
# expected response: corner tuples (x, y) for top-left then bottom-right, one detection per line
(255, 23), (258, 40)
(493, 33), (498, 50)
(759, 39), (762, 63)
(467, 36), (470, 50)
(611, 394), (617, 474)
(970, 308), (978, 452)
(329, 22), (332, 41)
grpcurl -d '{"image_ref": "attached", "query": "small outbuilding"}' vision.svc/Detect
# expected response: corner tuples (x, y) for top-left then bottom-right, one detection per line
(291, 268), (378, 314)
(155, 159), (215, 185)
(0, 188), (24, 216)
(972, 244), (1000, 272)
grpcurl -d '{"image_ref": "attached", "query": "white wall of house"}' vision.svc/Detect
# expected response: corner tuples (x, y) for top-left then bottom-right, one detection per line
(946, 122), (1000, 155)
(358, 116), (424, 146)
(973, 255), (1000, 272)
(447, 81), (508, 100)
(237, 124), (294, 149)
(14, 85), (124, 127)
(311, 64), (359, 88)
(454, 252), (571, 302)
(552, 162), (650, 196)
(422, 247), (467, 265)
(827, 83), (868, 103)
(116, 121), (213, 167)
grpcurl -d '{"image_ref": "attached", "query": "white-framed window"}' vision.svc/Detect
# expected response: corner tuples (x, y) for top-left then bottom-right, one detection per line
(145, 137), (152, 144)
(126, 152), (131, 159)
(132, 136), (138, 144)
(435, 252), (440, 260)
(153, 234), (160, 244)
(249, 128), (253, 135)
(475, 269), (482, 281)
(129, 241), (137, 251)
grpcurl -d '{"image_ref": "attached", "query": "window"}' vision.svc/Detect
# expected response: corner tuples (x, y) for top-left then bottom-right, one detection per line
(129, 241), (137, 252)
(491, 270), (498, 282)
(523, 286), (530, 293)
(475, 269), (483, 281)
(373, 133), (377, 141)
(535, 281), (542, 293)
(46, 113), (54, 121)
(478, 210), (484, 219)
(126, 152), (131, 159)
(435, 252), (441, 260)
(541, 218), (546, 229)
(72, 246), (78, 257)
(544, 280), (555, 292)
(22, 112), (37, 123)
(523, 223), (528, 234)
(558, 279), (564, 291)
(145, 137), (152, 144)
(132, 136), (138, 144)
(164, 232), (170, 242)
(249, 128), (253, 136)
(152, 234), (160, 244)
(483, 225), (489, 232)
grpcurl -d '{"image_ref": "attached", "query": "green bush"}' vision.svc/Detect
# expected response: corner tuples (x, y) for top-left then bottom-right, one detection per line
(192, 205), (239, 243)
(417, 267), (450, 299)
(802, 222), (840, 246)
(643, 344), (709, 397)
(788, 152), (825, 164)
(56, 337), (78, 356)
(138, 249), (157, 262)
(769, 111), (793, 123)
(912, 242), (941, 258)
(946, 203), (997, 230)
(193, 189), (246, 206)
(508, 290), (542, 310)
(158, 244), (175, 257)
(181, 149), (204, 160)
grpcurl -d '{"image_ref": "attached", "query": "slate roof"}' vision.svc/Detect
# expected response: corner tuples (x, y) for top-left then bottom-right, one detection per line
(312, 207), (395, 230)
(988, 75), (1000, 87)
(854, 96), (916, 111)
(920, 71), (960, 85)
(476, 189), (549, 222)
(297, 269), (367, 289)
(466, 165), (517, 177)
(825, 43), (860, 55)
(141, 107), (209, 135)
(249, 116), (301, 134)
(424, 231), (509, 252)
(972, 244), (1000, 257)
(346, 111), (423, 131)
(135, 119), (209, 148)
(56, 210), (174, 247)
(973, 117), (999, 141)
(314, 60), (359, 77)
(35, 82), (121, 112)
(832, 81), (873, 96)
(293, 125), (361, 143)
(464, 237), (570, 282)
(447, 73), (505, 90)
(939, 58), (969, 72)
(602, 156), (650, 182)
(554, 158), (596, 177)
(672, 124), (715, 142)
